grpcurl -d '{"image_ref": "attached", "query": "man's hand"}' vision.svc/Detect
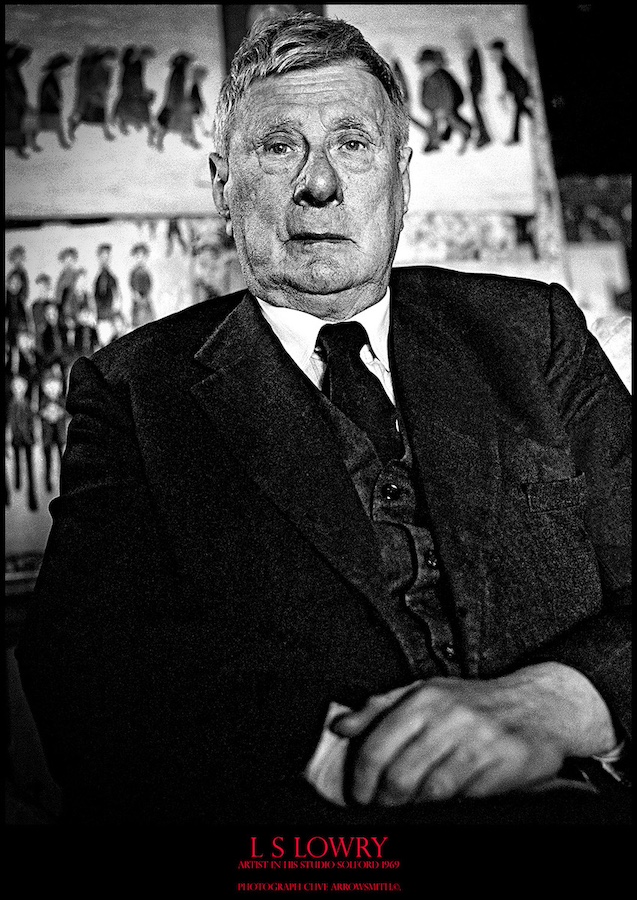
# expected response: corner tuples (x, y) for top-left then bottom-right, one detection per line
(331, 663), (617, 805)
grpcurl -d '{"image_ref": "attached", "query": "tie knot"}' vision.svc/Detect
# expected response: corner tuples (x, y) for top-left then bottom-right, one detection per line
(317, 322), (368, 359)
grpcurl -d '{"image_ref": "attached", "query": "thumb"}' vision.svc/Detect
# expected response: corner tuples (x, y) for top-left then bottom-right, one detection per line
(330, 682), (422, 738)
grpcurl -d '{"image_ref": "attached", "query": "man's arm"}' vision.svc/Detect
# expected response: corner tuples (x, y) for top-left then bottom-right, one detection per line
(519, 284), (632, 732)
(16, 355), (222, 822)
(331, 662), (616, 804)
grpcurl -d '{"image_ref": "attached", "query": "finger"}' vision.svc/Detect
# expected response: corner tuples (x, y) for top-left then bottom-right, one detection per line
(342, 684), (435, 805)
(375, 706), (502, 804)
(416, 735), (510, 802)
(375, 722), (462, 805)
(330, 681), (423, 738)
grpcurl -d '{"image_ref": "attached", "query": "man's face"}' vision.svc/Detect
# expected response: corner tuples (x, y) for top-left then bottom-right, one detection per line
(213, 61), (411, 318)
(98, 250), (111, 267)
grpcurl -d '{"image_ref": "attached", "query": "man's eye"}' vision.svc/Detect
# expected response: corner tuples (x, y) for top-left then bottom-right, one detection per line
(342, 139), (367, 152)
(266, 142), (293, 155)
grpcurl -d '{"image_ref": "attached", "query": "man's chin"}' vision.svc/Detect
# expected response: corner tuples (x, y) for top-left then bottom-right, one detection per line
(283, 260), (358, 296)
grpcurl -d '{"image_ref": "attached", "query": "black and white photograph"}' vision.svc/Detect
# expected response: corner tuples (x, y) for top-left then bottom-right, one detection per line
(5, 1), (631, 873)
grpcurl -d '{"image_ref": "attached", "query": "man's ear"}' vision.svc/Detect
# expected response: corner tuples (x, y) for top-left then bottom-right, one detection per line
(399, 146), (412, 215)
(209, 152), (230, 218)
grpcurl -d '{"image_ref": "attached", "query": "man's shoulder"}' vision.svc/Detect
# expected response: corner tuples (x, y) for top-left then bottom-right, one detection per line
(391, 264), (585, 353)
(391, 264), (555, 314)
(90, 290), (245, 379)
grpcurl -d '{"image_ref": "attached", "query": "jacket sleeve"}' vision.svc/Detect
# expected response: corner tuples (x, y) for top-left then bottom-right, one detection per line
(15, 355), (225, 823)
(526, 283), (631, 738)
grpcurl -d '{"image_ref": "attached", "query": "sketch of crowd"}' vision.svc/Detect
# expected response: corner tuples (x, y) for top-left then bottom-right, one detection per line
(5, 241), (156, 512)
(389, 34), (534, 154)
(5, 40), (211, 158)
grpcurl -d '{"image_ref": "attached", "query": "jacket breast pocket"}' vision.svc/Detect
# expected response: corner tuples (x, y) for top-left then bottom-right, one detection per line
(521, 471), (587, 513)
(479, 470), (603, 674)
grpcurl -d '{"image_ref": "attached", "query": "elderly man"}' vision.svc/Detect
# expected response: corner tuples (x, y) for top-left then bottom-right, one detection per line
(17, 13), (630, 826)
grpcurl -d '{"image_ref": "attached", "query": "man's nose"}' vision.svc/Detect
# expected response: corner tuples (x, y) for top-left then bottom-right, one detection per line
(293, 150), (343, 207)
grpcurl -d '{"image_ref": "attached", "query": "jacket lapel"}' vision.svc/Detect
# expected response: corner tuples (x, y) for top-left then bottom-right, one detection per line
(190, 278), (502, 672)
(190, 293), (387, 606)
(390, 271), (501, 667)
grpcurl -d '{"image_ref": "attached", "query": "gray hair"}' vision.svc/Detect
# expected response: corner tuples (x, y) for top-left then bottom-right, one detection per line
(212, 12), (409, 156)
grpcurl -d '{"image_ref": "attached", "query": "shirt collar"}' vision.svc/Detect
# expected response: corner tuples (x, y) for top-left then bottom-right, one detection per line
(256, 289), (391, 373)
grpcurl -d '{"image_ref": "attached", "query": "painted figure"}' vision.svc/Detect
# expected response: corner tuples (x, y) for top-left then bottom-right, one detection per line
(8, 374), (38, 511)
(40, 303), (68, 372)
(129, 243), (155, 328)
(31, 274), (54, 354)
(54, 247), (79, 313)
(416, 47), (472, 153)
(68, 46), (118, 142)
(155, 52), (200, 150)
(38, 52), (74, 149)
(113, 45), (157, 144)
(72, 305), (100, 359)
(489, 38), (534, 145)
(39, 368), (68, 493)
(5, 42), (41, 158)
(458, 27), (491, 148)
(93, 243), (121, 345)
(5, 251), (29, 350)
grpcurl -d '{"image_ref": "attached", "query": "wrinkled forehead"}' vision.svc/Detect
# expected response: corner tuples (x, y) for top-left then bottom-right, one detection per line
(232, 61), (392, 139)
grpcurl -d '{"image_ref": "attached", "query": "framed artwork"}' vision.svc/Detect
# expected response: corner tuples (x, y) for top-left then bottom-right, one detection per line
(5, 3), (226, 218)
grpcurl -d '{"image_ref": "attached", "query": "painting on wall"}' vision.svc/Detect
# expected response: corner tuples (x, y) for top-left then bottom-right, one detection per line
(5, 4), (226, 219)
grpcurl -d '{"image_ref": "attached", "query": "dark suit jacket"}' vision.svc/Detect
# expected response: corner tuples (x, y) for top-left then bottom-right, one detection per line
(16, 266), (631, 825)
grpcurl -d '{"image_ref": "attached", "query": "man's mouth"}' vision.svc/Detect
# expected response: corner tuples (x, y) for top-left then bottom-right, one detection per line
(290, 232), (350, 242)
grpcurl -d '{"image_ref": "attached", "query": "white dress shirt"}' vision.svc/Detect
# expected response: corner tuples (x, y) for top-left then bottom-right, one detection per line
(256, 289), (396, 404)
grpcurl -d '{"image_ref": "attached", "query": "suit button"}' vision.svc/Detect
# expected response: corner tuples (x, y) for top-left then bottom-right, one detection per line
(381, 482), (401, 501)
(442, 643), (456, 661)
(426, 555), (438, 568)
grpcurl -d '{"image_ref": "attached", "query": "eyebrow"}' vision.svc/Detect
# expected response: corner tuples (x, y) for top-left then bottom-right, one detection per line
(254, 114), (379, 138)
(253, 117), (302, 137)
(330, 116), (377, 133)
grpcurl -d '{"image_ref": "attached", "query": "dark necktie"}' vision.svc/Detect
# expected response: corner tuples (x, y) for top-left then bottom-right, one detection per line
(317, 322), (403, 465)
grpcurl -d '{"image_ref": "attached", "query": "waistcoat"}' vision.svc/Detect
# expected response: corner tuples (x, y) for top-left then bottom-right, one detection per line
(316, 391), (464, 680)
